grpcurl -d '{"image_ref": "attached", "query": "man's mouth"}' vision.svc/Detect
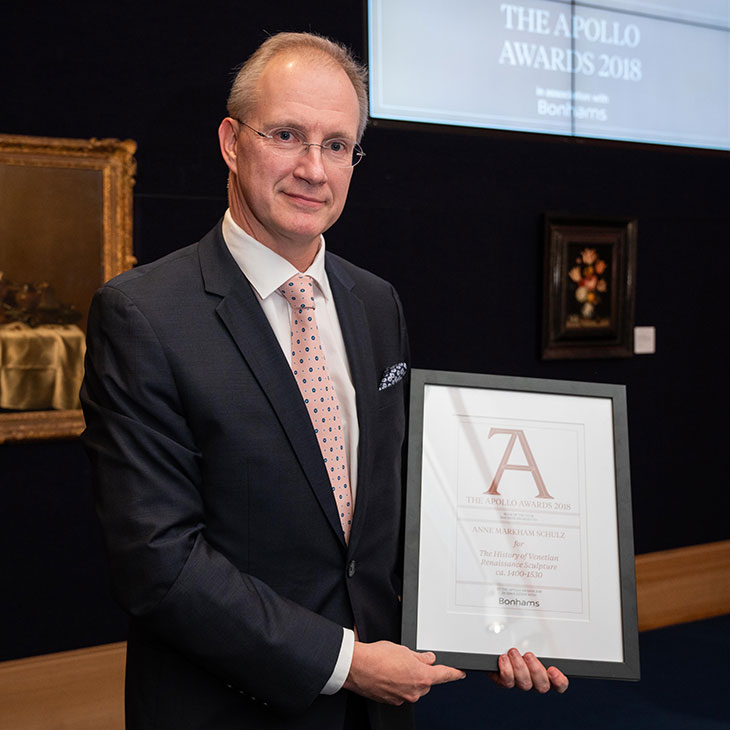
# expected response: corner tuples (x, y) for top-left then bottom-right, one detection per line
(283, 192), (326, 208)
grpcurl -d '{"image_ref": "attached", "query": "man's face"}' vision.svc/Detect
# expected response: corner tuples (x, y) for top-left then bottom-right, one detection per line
(224, 53), (360, 262)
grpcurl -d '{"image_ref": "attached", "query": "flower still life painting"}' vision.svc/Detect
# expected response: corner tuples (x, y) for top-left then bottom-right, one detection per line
(542, 215), (636, 360)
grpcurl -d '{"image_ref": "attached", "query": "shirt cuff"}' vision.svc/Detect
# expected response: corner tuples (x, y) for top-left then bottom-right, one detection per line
(320, 627), (355, 695)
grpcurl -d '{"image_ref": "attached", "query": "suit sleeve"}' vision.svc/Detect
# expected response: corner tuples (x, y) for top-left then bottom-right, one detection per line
(80, 284), (343, 715)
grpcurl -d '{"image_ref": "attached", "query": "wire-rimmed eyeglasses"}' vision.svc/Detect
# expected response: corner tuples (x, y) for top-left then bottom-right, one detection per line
(237, 120), (365, 168)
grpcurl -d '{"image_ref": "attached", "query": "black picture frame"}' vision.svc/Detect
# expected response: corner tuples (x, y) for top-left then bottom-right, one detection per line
(542, 214), (637, 360)
(402, 368), (640, 681)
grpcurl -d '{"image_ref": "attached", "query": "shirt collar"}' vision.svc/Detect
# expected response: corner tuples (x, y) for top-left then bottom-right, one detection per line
(222, 209), (332, 301)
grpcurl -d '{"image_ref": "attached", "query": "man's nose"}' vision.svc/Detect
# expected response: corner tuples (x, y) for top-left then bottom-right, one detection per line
(293, 144), (328, 184)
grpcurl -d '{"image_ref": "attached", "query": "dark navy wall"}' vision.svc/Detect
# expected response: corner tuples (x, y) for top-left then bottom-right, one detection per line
(1, 1), (728, 661)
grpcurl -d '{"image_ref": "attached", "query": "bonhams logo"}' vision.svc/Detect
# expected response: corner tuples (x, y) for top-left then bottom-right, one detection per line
(484, 428), (554, 500)
(499, 597), (541, 608)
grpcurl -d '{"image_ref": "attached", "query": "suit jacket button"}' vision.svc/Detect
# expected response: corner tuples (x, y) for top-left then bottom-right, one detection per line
(347, 560), (356, 578)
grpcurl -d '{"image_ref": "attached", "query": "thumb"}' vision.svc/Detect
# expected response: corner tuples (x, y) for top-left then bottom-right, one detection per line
(414, 651), (437, 665)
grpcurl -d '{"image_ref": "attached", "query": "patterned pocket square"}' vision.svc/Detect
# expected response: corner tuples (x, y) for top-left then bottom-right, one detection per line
(378, 362), (408, 391)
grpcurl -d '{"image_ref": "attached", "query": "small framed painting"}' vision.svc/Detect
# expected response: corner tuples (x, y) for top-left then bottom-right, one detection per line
(542, 215), (637, 359)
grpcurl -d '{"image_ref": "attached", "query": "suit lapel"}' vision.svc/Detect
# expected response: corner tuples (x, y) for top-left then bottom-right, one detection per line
(326, 256), (378, 554)
(198, 225), (347, 546)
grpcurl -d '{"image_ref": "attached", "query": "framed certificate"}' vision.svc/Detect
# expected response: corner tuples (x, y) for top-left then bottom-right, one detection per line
(402, 369), (639, 680)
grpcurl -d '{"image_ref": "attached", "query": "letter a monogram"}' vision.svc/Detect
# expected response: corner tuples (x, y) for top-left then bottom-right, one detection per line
(484, 428), (554, 499)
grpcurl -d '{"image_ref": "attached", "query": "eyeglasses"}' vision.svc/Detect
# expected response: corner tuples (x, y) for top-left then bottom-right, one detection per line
(237, 120), (365, 168)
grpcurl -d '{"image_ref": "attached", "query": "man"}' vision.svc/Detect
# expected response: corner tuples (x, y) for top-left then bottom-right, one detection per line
(81, 32), (568, 730)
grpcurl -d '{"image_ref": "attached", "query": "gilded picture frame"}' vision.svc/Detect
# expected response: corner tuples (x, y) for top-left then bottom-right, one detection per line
(0, 134), (136, 443)
(542, 214), (637, 360)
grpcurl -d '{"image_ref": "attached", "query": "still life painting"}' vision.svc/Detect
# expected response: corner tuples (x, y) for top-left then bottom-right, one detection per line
(0, 134), (135, 442)
(542, 215), (636, 360)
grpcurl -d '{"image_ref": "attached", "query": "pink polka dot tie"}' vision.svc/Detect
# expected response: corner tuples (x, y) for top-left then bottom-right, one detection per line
(279, 275), (353, 543)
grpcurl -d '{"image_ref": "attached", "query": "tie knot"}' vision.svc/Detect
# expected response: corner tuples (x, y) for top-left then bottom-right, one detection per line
(279, 275), (316, 311)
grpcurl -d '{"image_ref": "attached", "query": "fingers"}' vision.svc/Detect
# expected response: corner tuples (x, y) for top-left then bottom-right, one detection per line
(492, 649), (532, 690)
(491, 648), (569, 694)
(344, 641), (465, 706)
(547, 665), (570, 694)
(492, 653), (515, 688)
(413, 650), (465, 684)
(524, 651), (551, 693)
(429, 663), (467, 685)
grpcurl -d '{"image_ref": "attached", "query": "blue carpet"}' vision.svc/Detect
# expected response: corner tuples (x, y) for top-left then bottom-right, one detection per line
(415, 614), (730, 729)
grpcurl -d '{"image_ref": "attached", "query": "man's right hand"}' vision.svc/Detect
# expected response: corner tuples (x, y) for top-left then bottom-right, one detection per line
(343, 640), (466, 705)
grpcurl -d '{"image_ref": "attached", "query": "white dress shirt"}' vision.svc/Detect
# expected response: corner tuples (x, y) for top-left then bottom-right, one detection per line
(221, 209), (356, 694)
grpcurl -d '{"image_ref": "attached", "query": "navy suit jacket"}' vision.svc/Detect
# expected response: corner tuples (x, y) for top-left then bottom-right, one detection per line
(81, 223), (412, 729)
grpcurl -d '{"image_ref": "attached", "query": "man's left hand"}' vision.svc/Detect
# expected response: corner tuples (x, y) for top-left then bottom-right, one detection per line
(488, 648), (569, 694)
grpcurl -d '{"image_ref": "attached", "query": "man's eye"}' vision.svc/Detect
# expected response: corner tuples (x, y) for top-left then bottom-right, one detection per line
(272, 129), (299, 144)
(327, 140), (349, 154)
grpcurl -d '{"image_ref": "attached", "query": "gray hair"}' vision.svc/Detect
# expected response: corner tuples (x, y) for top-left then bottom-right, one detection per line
(226, 32), (369, 142)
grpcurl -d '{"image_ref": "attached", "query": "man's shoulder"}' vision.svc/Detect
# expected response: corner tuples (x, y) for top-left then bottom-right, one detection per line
(101, 223), (225, 302)
(109, 242), (199, 291)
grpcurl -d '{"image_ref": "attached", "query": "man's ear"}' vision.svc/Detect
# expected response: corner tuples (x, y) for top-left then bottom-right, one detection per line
(218, 118), (239, 174)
